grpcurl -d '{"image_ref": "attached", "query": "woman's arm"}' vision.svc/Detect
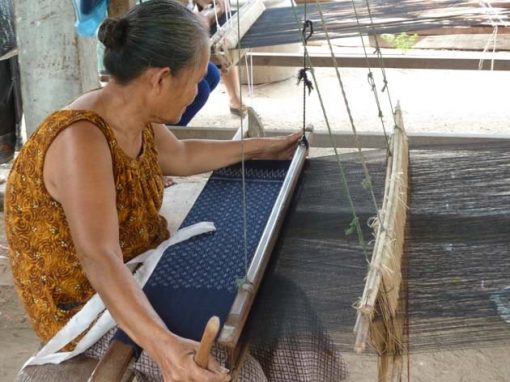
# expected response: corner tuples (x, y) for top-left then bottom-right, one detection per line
(44, 122), (230, 382)
(153, 123), (301, 176)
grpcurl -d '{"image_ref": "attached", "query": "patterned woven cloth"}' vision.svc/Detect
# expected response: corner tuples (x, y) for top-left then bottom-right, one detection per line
(85, 325), (348, 381)
(114, 160), (291, 350)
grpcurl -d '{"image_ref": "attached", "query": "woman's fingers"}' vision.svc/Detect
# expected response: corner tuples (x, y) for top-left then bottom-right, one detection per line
(207, 354), (230, 374)
(190, 356), (231, 382)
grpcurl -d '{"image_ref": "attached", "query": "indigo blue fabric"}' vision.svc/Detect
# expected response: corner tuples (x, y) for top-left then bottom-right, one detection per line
(114, 160), (291, 354)
(177, 62), (220, 126)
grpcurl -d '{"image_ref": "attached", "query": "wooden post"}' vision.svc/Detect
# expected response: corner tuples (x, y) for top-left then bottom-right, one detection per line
(108, 0), (136, 17)
(14, 0), (99, 137)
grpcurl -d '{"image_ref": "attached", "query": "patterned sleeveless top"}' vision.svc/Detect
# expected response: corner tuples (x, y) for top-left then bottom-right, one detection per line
(4, 110), (169, 343)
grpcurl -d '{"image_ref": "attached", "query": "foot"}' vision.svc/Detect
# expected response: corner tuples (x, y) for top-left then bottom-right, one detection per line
(162, 176), (174, 188)
(0, 143), (14, 165)
(229, 104), (247, 117)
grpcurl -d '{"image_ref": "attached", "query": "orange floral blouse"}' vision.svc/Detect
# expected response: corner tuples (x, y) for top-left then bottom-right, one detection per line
(4, 110), (170, 343)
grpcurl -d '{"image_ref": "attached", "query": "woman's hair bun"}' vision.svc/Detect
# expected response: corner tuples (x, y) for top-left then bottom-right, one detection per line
(98, 18), (129, 50)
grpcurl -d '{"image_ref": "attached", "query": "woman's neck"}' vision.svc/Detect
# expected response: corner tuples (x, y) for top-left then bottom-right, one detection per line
(94, 81), (151, 139)
(66, 81), (153, 159)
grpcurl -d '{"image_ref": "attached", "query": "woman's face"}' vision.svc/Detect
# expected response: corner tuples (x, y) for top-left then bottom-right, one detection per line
(153, 48), (210, 125)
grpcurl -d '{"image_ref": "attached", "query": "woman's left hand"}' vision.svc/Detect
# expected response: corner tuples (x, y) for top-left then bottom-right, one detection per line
(253, 131), (303, 160)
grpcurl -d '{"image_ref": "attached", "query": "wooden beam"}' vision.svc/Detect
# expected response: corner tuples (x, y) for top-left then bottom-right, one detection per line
(108, 0), (136, 17)
(396, 27), (510, 36)
(246, 51), (510, 71)
(88, 340), (134, 382)
(354, 106), (409, 382)
(168, 126), (510, 150)
(0, 48), (17, 61)
(15, 0), (99, 136)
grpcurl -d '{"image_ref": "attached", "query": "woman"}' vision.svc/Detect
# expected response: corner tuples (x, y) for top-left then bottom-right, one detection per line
(4, 1), (300, 381)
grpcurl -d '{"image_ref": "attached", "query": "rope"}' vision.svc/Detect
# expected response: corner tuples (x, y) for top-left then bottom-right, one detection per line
(244, 50), (255, 98)
(313, 1), (383, 226)
(349, 0), (396, 146)
(289, 1), (370, 262)
(212, 0), (220, 30)
(298, 3), (314, 141)
(233, 0), (249, 280)
(478, 1), (507, 70)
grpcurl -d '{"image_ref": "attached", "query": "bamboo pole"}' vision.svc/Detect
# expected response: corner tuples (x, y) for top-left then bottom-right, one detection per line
(108, 0), (135, 17)
(353, 103), (409, 381)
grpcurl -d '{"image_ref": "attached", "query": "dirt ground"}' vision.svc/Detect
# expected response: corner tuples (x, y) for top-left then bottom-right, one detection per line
(1, 59), (510, 381)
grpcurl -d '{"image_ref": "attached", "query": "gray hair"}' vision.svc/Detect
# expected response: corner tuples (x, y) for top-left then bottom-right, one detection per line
(98, 0), (209, 84)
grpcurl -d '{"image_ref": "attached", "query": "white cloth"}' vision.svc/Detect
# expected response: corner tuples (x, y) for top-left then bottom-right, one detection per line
(23, 222), (216, 367)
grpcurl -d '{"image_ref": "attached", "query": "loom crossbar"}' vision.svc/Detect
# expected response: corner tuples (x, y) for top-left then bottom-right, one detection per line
(354, 106), (409, 380)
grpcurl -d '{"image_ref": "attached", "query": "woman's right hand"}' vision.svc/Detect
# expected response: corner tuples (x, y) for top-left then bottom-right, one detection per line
(151, 334), (231, 382)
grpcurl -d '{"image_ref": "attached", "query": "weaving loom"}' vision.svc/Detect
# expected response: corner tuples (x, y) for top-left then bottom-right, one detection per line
(240, 0), (510, 48)
(211, 0), (510, 70)
(84, 129), (510, 381)
(19, 131), (510, 381)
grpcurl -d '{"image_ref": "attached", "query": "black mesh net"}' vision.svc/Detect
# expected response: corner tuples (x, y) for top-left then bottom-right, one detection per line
(244, 147), (510, 359)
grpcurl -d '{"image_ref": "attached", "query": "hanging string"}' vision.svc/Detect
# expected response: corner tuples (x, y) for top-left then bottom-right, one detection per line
(226, 0), (233, 20)
(289, 2), (370, 262)
(297, 0), (314, 142)
(235, 0), (249, 282)
(478, 1), (507, 70)
(350, 0), (397, 142)
(312, 0), (383, 224)
(349, 2), (410, 372)
(244, 51), (255, 98)
(212, 0), (220, 30)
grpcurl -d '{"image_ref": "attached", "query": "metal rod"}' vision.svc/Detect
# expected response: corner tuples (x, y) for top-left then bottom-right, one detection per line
(246, 131), (310, 284)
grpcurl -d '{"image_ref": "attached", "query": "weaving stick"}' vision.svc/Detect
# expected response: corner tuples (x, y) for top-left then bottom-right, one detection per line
(195, 316), (220, 368)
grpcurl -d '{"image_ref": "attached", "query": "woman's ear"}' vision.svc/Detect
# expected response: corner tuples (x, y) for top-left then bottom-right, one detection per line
(151, 67), (172, 95)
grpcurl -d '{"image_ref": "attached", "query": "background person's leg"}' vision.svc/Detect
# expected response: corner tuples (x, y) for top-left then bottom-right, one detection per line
(204, 61), (221, 91)
(210, 12), (245, 116)
(0, 58), (17, 163)
(177, 62), (220, 126)
(221, 67), (244, 116)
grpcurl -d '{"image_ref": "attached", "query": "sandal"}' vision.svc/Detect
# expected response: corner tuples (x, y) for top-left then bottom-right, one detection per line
(229, 105), (248, 117)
